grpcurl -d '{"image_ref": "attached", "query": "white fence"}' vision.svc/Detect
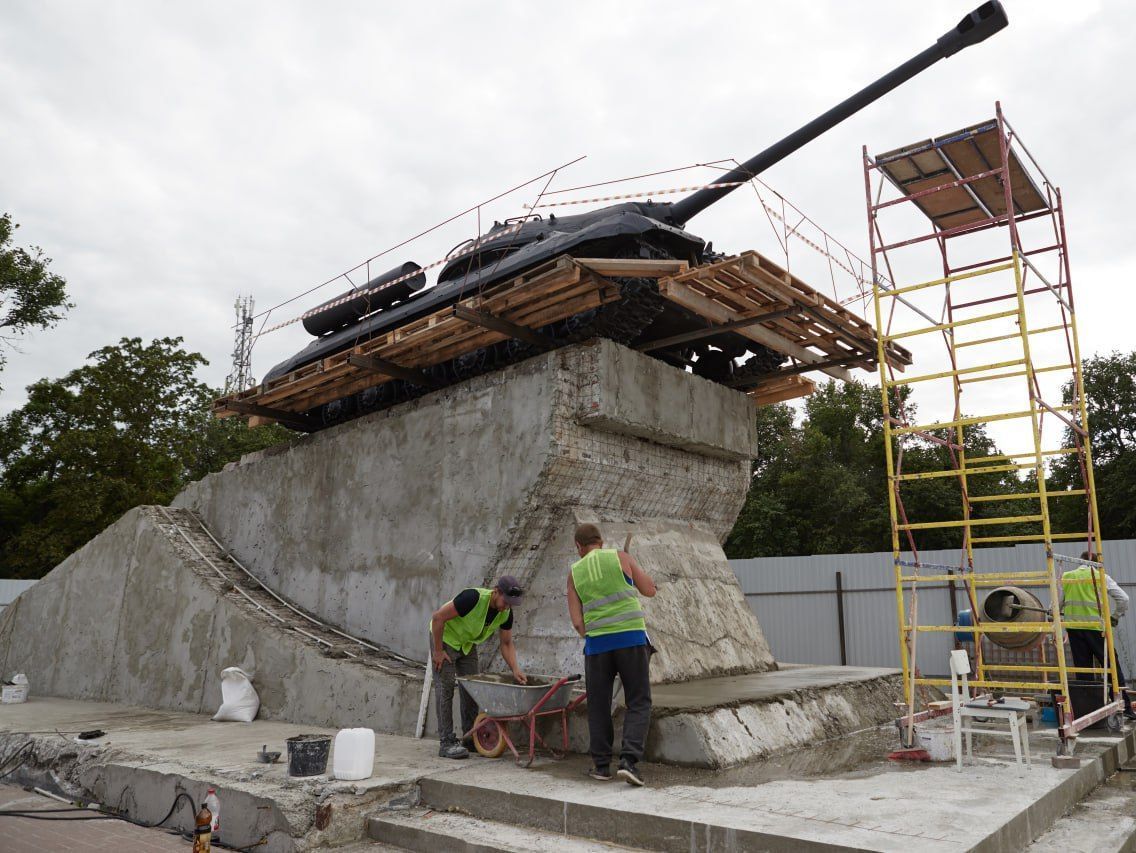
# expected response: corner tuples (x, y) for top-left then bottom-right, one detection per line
(0, 579), (36, 616)
(730, 540), (1136, 679)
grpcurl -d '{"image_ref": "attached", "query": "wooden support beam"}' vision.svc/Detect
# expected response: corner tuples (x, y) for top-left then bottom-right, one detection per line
(727, 353), (872, 387)
(452, 305), (552, 347)
(636, 305), (806, 352)
(574, 258), (689, 278)
(658, 278), (855, 382)
(747, 375), (817, 405)
(347, 353), (439, 388)
(224, 400), (315, 431)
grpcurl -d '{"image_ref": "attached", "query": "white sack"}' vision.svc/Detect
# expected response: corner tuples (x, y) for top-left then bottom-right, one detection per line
(212, 666), (260, 722)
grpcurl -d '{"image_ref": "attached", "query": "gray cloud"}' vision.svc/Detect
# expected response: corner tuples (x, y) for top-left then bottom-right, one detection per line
(2, 0), (1130, 462)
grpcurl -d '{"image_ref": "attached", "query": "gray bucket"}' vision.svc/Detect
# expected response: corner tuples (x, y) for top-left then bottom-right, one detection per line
(286, 734), (332, 777)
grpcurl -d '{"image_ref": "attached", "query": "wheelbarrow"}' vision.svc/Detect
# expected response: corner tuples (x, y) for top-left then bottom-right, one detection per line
(458, 674), (586, 767)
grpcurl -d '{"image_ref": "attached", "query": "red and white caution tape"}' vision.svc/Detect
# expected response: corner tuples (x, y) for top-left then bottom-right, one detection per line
(523, 181), (749, 209)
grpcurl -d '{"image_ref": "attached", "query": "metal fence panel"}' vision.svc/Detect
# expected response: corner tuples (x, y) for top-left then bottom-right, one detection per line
(732, 540), (1136, 677)
(0, 579), (36, 616)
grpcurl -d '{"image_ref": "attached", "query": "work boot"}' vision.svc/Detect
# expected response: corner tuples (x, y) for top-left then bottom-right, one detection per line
(616, 759), (644, 787)
(1123, 709), (1136, 722)
(438, 739), (469, 759)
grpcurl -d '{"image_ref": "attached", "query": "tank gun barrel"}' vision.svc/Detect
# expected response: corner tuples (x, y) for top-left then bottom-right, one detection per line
(668, 1), (1008, 226)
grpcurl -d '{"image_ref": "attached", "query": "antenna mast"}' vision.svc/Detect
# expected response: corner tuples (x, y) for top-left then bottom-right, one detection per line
(224, 295), (256, 395)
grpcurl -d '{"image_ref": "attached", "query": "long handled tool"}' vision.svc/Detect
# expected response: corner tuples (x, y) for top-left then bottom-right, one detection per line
(415, 633), (434, 739)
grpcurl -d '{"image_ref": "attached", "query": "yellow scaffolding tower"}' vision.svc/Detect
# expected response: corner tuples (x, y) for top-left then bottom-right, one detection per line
(863, 103), (1122, 751)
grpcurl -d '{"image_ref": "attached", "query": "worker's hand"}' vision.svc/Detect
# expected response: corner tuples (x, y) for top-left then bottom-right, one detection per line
(432, 647), (451, 671)
(512, 669), (528, 685)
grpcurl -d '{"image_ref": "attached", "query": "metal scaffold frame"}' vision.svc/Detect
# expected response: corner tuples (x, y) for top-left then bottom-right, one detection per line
(864, 102), (1122, 750)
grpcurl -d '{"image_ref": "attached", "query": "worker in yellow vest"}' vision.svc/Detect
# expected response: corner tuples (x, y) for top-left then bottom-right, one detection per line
(429, 576), (527, 758)
(567, 523), (656, 786)
(1061, 551), (1134, 720)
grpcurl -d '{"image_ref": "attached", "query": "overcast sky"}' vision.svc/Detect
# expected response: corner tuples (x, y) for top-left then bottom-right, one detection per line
(2, 1), (1132, 455)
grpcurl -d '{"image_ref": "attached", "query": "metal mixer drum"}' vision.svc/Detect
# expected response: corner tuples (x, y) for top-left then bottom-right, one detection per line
(982, 586), (1047, 650)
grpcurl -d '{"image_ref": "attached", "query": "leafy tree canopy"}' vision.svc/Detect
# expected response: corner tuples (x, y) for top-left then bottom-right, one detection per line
(726, 379), (1031, 558)
(0, 337), (290, 578)
(0, 213), (73, 384)
(1050, 351), (1136, 539)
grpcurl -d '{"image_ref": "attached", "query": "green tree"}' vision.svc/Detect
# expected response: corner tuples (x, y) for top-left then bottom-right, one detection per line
(0, 337), (290, 578)
(726, 379), (1029, 558)
(0, 213), (72, 384)
(1050, 351), (1136, 539)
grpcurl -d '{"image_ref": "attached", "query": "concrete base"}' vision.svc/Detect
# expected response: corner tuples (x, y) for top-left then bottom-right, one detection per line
(6, 697), (1134, 853)
(410, 727), (1136, 852)
(173, 339), (774, 683)
(645, 664), (903, 767)
(0, 698), (448, 852)
(0, 506), (425, 734)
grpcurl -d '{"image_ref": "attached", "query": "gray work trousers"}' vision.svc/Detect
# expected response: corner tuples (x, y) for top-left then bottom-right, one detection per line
(434, 642), (479, 743)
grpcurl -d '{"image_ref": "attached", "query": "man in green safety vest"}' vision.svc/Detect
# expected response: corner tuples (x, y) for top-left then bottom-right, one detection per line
(1061, 551), (1135, 720)
(430, 576), (527, 758)
(567, 523), (657, 786)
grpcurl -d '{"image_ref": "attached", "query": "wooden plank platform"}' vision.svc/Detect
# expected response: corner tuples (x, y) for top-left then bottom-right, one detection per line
(215, 249), (902, 426)
(657, 251), (911, 391)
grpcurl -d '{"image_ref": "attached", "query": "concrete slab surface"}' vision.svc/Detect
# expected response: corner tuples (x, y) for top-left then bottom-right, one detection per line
(651, 664), (900, 710)
(417, 725), (1136, 852)
(1027, 761), (1136, 852)
(0, 696), (455, 792)
(0, 697), (456, 851)
(369, 807), (647, 852)
(4, 697), (1135, 852)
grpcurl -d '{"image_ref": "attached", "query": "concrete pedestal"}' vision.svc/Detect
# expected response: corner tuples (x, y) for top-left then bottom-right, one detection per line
(173, 339), (775, 683)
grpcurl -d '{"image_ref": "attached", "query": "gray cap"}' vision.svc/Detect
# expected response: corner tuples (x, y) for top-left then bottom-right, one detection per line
(495, 575), (524, 607)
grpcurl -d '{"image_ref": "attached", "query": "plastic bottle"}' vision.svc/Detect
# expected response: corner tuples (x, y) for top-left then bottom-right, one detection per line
(204, 788), (221, 836)
(191, 803), (212, 853)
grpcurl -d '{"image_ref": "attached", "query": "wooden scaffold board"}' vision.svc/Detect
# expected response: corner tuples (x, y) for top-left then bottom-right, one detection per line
(214, 249), (904, 426)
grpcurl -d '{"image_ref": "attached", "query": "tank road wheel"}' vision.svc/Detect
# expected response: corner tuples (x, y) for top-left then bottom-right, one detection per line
(472, 713), (508, 758)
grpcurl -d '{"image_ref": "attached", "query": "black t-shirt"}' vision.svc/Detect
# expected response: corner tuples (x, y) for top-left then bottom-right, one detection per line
(453, 588), (513, 631)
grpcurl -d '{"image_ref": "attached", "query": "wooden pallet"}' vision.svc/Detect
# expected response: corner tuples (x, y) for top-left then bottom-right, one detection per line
(214, 249), (901, 426)
(214, 256), (686, 426)
(657, 251), (911, 387)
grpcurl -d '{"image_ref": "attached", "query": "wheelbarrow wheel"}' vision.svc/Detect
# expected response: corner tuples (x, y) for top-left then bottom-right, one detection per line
(472, 713), (508, 758)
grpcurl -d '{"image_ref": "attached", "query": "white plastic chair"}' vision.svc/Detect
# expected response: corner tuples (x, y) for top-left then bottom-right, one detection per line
(950, 649), (1031, 772)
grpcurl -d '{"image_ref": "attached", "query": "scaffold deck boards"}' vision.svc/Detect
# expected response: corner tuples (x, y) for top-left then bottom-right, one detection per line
(875, 119), (1049, 231)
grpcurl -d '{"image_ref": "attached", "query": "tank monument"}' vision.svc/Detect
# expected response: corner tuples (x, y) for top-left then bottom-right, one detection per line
(7, 4), (1130, 852)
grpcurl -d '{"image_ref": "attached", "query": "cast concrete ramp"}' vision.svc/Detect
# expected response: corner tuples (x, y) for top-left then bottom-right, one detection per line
(0, 505), (423, 731)
(173, 339), (774, 683)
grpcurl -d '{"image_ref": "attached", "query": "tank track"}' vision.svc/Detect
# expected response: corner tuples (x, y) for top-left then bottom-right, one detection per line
(312, 243), (782, 430)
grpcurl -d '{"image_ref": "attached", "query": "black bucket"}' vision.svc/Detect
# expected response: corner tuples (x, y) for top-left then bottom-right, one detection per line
(285, 734), (332, 777)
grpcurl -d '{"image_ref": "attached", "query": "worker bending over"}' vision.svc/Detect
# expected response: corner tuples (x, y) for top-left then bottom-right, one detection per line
(1061, 551), (1135, 721)
(567, 523), (656, 786)
(430, 576), (527, 759)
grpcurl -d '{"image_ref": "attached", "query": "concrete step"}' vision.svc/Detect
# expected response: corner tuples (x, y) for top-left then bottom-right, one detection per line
(368, 808), (647, 852)
(415, 731), (1136, 853)
(1027, 766), (1136, 853)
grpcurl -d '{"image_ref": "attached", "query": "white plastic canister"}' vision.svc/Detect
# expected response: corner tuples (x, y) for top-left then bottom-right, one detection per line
(332, 728), (376, 781)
